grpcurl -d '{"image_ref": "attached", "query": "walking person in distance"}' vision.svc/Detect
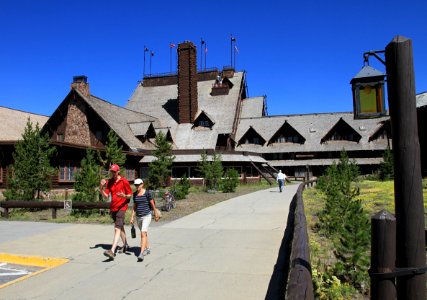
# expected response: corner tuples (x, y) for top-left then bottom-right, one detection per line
(276, 170), (286, 192)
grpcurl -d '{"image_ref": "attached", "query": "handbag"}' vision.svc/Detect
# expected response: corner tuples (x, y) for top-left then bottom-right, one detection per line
(131, 224), (136, 238)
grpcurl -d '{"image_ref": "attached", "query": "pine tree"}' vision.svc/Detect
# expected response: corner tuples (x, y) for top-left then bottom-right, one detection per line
(196, 151), (223, 191)
(98, 130), (126, 172)
(317, 150), (360, 236)
(148, 132), (175, 189)
(73, 148), (101, 202)
(379, 146), (394, 180)
(333, 200), (370, 292)
(4, 118), (56, 200)
(211, 152), (223, 190)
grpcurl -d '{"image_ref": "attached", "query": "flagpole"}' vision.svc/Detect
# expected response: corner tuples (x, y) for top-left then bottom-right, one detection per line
(143, 45), (146, 77)
(234, 45), (236, 69)
(170, 43), (172, 73)
(230, 34), (233, 67)
(200, 38), (204, 71)
(150, 51), (153, 76)
(204, 43), (207, 70)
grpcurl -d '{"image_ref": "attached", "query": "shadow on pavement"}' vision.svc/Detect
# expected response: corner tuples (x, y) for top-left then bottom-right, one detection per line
(265, 193), (297, 300)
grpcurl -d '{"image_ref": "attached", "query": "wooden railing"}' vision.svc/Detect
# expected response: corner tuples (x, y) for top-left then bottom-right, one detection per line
(0, 201), (110, 219)
(284, 179), (316, 299)
(266, 179), (316, 300)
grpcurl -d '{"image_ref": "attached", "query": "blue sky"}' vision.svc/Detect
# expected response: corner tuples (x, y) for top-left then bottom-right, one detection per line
(1, 0), (426, 117)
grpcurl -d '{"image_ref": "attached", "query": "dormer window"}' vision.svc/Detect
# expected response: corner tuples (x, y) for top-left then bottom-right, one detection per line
(321, 118), (361, 143)
(268, 122), (305, 145)
(193, 111), (215, 129)
(199, 120), (210, 127)
(95, 131), (103, 140)
(238, 127), (266, 146)
(57, 133), (64, 142)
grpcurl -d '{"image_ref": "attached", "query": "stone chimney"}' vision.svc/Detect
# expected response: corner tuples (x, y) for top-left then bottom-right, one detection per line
(71, 75), (90, 97)
(177, 42), (198, 123)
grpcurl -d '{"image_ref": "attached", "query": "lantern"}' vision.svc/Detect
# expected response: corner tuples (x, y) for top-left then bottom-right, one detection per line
(350, 65), (386, 119)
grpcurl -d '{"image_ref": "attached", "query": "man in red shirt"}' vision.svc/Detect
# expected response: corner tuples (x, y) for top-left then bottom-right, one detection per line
(100, 164), (132, 260)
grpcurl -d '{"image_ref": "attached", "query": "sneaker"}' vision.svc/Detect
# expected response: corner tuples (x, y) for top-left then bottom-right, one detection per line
(137, 253), (144, 262)
(104, 249), (115, 260)
(143, 248), (151, 256)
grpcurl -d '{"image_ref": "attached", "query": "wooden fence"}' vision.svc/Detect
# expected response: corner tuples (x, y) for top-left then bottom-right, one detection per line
(0, 201), (110, 219)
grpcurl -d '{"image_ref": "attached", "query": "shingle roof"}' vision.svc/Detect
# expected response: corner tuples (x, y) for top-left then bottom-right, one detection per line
(126, 72), (244, 149)
(235, 112), (390, 153)
(240, 96), (265, 118)
(269, 157), (383, 167)
(416, 91), (427, 108)
(140, 153), (266, 163)
(75, 90), (160, 151)
(0, 106), (49, 141)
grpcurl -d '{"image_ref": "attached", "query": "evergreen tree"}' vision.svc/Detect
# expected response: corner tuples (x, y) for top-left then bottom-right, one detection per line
(98, 130), (126, 172)
(333, 199), (370, 293)
(220, 168), (240, 192)
(317, 150), (360, 236)
(4, 119), (56, 200)
(73, 148), (101, 202)
(148, 132), (175, 189)
(171, 175), (190, 200)
(196, 151), (223, 191)
(211, 152), (223, 190)
(379, 146), (394, 180)
(197, 151), (212, 191)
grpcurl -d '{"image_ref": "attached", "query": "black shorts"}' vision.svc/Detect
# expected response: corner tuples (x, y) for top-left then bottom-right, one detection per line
(111, 210), (126, 228)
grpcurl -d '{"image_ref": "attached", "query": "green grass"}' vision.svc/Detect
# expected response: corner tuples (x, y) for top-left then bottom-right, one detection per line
(303, 178), (427, 299)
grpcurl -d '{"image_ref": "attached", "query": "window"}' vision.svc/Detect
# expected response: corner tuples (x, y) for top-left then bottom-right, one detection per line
(199, 120), (210, 127)
(57, 133), (64, 142)
(96, 131), (103, 140)
(59, 161), (80, 182)
(124, 168), (136, 181)
(253, 137), (260, 144)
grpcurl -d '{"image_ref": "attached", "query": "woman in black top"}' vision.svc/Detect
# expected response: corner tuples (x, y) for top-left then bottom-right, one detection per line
(130, 178), (160, 262)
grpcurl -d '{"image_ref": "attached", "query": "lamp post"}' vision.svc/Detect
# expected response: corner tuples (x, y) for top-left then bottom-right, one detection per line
(353, 36), (426, 300)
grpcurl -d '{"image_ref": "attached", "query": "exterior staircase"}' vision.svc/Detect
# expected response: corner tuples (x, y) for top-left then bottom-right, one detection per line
(250, 161), (278, 185)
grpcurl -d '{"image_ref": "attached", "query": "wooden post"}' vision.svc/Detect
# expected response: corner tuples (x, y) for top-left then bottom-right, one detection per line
(51, 208), (57, 219)
(370, 210), (396, 299)
(385, 36), (426, 300)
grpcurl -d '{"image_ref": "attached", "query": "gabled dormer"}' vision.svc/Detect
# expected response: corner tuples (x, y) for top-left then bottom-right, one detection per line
(238, 126), (266, 146)
(130, 122), (156, 143)
(211, 74), (234, 96)
(155, 128), (174, 143)
(369, 120), (392, 142)
(321, 118), (361, 143)
(268, 121), (305, 145)
(192, 110), (215, 129)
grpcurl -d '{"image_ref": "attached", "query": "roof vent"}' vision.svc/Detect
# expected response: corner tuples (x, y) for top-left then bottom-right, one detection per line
(309, 128), (316, 133)
(359, 126), (367, 131)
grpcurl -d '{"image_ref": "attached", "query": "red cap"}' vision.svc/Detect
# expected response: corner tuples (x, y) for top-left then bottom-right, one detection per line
(109, 164), (120, 172)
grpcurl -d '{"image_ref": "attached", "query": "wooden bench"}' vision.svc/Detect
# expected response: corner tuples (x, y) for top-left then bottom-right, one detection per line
(0, 201), (110, 219)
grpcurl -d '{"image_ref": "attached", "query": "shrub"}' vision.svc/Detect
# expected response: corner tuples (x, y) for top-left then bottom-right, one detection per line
(172, 175), (190, 200)
(220, 168), (240, 193)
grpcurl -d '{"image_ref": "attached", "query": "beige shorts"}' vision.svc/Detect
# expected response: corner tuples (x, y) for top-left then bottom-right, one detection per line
(136, 213), (152, 232)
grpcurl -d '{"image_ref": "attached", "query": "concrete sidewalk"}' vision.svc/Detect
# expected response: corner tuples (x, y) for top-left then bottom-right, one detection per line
(0, 184), (298, 300)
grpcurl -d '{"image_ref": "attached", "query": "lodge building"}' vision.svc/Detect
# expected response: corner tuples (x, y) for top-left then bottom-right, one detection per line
(1, 40), (426, 192)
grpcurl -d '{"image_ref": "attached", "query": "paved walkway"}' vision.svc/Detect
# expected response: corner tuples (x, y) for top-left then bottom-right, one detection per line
(0, 184), (298, 300)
